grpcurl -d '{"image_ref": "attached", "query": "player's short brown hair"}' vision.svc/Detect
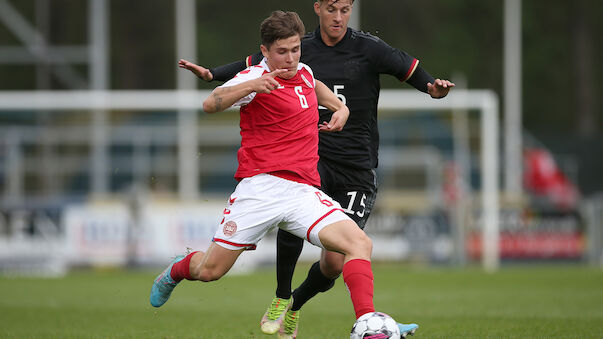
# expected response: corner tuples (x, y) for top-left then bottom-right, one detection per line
(260, 11), (305, 49)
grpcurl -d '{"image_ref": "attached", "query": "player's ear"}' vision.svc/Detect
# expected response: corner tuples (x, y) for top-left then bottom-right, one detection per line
(260, 44), (269, 59)
(313, 2), (321, 15)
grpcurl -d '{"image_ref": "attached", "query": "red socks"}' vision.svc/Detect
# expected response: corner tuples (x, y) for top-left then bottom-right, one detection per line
(342, 259), (375, 319)
(171, 254), (375, 318)
(170, 251), (198, 282)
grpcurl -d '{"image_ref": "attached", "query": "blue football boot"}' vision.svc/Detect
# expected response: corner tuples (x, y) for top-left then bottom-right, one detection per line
(398, 323), (419, 337)
(149, 255), (185, 307)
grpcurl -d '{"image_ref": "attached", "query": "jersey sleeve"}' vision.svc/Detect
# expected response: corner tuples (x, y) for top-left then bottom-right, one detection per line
(219, 67), (262, 106)
(372, 38), (419, 82)
(406, 65), (435, 93)
(245, 52), (264, 67)
(210, 52), (263, 82)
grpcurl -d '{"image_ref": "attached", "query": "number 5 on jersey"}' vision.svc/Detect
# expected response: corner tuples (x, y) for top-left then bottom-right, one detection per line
(319, 84), (346, 110)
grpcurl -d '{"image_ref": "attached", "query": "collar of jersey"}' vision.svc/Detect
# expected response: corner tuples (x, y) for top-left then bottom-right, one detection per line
(314, 26), (351, 48)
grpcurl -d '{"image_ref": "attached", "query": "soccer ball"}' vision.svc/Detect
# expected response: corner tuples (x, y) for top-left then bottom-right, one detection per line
(350, 312), (401, 339)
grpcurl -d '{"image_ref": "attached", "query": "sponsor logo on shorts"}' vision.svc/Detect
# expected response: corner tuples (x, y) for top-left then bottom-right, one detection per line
(223, 221), (237, 237)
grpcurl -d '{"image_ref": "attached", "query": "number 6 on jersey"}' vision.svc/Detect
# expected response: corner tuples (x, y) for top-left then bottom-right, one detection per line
(295, 86), (309, 108)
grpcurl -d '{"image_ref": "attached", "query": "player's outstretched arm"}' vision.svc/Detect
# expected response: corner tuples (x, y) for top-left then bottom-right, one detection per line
(427, 78), (455, 99)
(203, 69), (287, 113)
(178, 59), (213, 81)
(178, 53), (262, 82)
(315, 80), (349, 132)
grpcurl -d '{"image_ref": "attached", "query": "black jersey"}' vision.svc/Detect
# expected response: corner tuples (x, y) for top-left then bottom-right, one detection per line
(301, 27), (418, 170)
(212, 27), (420, 170)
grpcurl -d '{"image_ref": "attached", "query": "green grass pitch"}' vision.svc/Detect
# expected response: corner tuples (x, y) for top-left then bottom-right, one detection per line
(1, 262), (603, 338)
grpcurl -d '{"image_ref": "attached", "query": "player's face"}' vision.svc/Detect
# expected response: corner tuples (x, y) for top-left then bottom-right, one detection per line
(314, 0), (353, 45)
(261, 35), (302, 80)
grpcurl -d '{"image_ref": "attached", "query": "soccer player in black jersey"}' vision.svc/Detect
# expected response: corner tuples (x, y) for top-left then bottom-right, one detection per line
(180, 1), (453, 337)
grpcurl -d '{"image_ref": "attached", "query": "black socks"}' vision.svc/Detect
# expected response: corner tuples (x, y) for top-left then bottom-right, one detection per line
(275, 229), (304, 299)
(291, 261), (336, 311)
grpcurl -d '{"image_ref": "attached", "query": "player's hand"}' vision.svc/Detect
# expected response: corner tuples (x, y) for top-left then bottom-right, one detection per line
(253, 69), (287, 94)
(319, 106), (349, 132)
(178, 59), (213, 81)
(427, 79), (455, 98)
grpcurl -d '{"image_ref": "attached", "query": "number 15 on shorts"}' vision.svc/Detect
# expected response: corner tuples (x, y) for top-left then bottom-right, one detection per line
(343, 191), (366, 218)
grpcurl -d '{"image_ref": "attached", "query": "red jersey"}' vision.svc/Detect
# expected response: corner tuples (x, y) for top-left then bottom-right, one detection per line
(220, 59), (320, 187)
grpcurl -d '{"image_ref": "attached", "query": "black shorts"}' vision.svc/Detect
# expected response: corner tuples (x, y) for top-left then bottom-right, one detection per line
(318, 159), (378, 230)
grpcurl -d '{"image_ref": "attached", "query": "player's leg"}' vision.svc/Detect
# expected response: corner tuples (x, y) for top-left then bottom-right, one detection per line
(273, 183), (373, 339)
(189, 243), (244, 281)
(316, 219), (375, 319)
(261, 163), (338, 334)
(276, 229), (304, 298)
(149, 244), (243, 307)
(273, 250), (342, 337)
(288, 250), (341, 313)
(152, 174), (273, 308)
(279, 218), (373, 339)
(289, 186), (377, 312)
(307, 191), (418, 335)
(309, 188), (418, 335)
(257, 177), (369, 337)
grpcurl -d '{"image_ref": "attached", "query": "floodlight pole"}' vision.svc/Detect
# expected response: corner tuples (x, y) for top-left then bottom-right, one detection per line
(89, 0), (110, 197)
(176, 0), (199, 200)
(504, 0), (523, 199)
(451, 73), (471, 266)
(481, 95), (500, 272)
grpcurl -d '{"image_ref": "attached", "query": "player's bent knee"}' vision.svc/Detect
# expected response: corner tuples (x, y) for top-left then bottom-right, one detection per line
(345, 226), (372, 255)
(339, 231), (372, 260)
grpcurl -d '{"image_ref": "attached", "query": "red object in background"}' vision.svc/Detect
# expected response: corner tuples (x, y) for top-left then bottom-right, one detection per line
(443, 162), (460, 205)
(467, 231), (584, 259)
(523, 148), (580, 211)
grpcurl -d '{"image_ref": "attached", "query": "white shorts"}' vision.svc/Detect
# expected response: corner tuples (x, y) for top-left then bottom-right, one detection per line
(213, 173), (351, 251)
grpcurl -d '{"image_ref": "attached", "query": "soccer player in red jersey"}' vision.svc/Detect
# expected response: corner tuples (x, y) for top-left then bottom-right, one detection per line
(151, 10), (385, 338)
(178, 1), (453, 337)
